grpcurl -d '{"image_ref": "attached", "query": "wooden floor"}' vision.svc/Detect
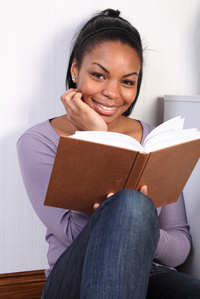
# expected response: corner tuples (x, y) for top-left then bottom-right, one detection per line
(0, 270), (46, 299)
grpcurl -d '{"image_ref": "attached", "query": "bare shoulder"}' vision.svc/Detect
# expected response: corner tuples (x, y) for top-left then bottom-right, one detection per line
(50, 115), (76, 136)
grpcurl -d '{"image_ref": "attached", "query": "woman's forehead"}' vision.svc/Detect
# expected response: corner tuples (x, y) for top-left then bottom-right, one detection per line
(81, 41), (141, 72)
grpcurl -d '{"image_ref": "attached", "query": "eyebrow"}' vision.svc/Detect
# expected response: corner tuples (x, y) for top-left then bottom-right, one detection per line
(91, 62), (138, 77)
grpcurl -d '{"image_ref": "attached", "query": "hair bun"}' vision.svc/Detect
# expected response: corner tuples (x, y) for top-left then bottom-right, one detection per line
(102, 8), (121, 18)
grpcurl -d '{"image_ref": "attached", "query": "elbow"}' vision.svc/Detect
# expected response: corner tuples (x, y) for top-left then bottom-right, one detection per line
(154, 229), (191, 268)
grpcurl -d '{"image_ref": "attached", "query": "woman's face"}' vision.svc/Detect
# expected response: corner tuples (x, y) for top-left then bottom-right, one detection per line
(71, 41), (141, 126)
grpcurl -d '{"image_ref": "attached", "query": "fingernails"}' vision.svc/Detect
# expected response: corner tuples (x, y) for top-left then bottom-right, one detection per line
(141, 186), (147, 194)
(93, 203), (100, 210)
(107, 193), (114, 198)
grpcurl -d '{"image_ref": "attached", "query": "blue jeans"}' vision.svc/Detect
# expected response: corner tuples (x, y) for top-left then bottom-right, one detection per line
(42, 189), (159, 298)
(41, 189), (200, 298)
(147, 265), (200, 299)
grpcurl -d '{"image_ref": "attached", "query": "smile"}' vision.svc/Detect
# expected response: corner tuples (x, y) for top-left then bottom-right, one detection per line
(96, 103), (117, 111)
(93, 100), (120, 116)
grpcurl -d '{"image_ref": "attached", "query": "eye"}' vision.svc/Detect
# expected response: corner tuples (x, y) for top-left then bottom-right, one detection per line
(122, 80), (135, 86)
(91, 72), (106, 80)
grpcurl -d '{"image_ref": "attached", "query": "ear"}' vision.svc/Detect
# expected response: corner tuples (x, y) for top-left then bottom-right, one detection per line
(70, 59), (78, 83)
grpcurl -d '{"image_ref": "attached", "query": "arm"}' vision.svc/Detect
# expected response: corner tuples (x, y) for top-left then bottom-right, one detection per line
(17, 124), (91, 248)
(154, 193), (191, 267)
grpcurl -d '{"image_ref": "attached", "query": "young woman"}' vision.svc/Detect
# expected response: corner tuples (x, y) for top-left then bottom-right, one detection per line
(17, 8), (200, 299)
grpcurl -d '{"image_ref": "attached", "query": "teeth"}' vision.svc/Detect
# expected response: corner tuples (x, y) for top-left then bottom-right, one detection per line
(97, 103), (116, 110)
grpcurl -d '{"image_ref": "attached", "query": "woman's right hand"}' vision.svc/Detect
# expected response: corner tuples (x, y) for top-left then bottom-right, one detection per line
(61, 89), (108, 132)
(93, 187), (147, 211)
(93, 193), (114, 211)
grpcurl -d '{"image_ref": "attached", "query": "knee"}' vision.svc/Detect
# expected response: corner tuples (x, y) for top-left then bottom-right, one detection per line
(105, 189), (158, 223)
(114, 189), (155, 213)
(101, 189), (159, 242)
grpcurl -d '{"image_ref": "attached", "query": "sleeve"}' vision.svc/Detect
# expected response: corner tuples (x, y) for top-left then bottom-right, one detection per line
(153, 193), (191, 267)
(17, 130), (91, 248)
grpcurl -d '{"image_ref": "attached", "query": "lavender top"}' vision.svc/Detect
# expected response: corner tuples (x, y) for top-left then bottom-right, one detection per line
(17, 120), (191, 277)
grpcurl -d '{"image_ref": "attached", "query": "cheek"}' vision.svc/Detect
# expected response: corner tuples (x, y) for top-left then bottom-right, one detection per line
(122, 88), (137, 105)
(78, 79), (101, 98)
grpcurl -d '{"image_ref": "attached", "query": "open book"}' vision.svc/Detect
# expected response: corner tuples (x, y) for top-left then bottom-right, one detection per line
(44, 116), (200, 213)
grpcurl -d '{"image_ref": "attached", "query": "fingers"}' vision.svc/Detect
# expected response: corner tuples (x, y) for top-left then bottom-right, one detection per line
(94, 188), (147, 212)
(140, 185), (148, 195)
(60, 89), (108, 132)
(107, 193), (114, 198)
(61, 89), (89, 128)
(93, 193), (114, 211)
(61, 89), (83, 112)
(93, 203), (100, 210)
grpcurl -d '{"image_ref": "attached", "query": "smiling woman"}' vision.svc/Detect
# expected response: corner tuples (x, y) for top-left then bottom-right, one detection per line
(17, 8), (200, 299)
(71, 42), (140, 118)
(58, 41), (142, 138)
(53, 13), (143, 139)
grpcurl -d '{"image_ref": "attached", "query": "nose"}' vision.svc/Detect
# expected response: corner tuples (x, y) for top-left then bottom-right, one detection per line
(102, 80), (120, 99)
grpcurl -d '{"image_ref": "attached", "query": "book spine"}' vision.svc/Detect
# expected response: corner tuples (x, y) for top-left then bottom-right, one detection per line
(124, 152), (150, 190)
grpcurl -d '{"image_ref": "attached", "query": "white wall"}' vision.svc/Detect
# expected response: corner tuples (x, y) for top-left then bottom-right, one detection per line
(0, 0), (200, 273)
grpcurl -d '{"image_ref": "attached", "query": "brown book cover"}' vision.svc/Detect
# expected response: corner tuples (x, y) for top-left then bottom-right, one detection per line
(44, 136), (200, 214)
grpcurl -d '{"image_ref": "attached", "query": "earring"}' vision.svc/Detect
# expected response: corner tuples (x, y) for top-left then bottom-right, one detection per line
(72, 75), (75, 82)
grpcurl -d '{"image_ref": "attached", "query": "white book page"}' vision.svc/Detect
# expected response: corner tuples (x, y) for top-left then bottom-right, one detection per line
(69, 116), (200, 153)
(144, 129), (200, 152)
(144, 116), (184, 145)
(70, 131), (143, 151)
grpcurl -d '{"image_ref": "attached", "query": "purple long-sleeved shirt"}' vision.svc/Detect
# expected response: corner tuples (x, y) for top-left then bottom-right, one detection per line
(17, 119), (191, 277)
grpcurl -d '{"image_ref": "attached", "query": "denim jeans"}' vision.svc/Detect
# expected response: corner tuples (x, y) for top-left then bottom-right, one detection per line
(147, 265), (200, 299)
(42, 189), (159, 298)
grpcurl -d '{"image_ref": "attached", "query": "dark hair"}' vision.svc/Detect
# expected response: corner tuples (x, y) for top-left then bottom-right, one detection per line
(66, 8), (143, 116)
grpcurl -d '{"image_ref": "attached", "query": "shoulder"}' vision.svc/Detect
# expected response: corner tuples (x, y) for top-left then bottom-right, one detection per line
(17, 120), (60, 161)
(50, 115), (77, 136)
(18, 120), (59, 147)
(140, 121), (154, 135)
(139, 121), (154, 144)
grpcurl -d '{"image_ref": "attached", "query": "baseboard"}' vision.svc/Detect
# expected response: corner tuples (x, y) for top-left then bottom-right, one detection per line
(0, 269), (46, 299)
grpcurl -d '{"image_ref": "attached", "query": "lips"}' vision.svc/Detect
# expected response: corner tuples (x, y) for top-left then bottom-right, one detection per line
(97, 103), (117, 111)
(93, 100), (121, 116)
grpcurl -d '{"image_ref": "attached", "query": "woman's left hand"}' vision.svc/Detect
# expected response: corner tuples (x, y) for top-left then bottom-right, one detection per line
(140, 185), (148, 195)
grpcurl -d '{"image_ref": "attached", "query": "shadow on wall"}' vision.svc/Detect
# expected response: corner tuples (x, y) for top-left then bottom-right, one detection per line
(0, 25), (75, 273)
(155, 97), (164, 126)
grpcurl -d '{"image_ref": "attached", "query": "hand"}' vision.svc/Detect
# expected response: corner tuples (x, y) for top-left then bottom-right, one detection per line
(61, 89), (108, 131)
(93, 193), (114, 211)
(93, 188), (147, 211)
(140, 185), (148, 195)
